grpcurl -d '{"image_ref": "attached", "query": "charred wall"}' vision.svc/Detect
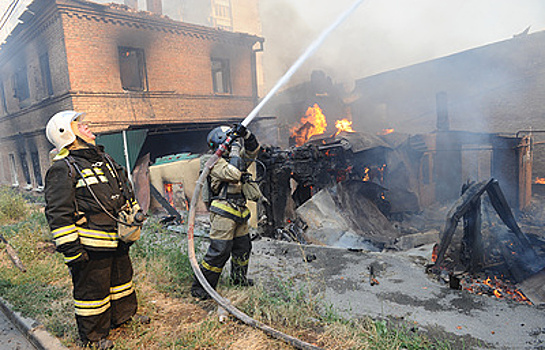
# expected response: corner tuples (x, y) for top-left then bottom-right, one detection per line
(0, 0), (263, 188)
(0, 3), (72, 188)
(60, 1), (261, 133)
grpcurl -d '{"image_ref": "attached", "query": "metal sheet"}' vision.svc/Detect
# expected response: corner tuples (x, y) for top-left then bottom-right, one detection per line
(96, 129), (148, 172)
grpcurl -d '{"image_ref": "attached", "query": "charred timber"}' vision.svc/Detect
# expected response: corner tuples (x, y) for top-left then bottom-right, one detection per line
(432, 179), (536, 282)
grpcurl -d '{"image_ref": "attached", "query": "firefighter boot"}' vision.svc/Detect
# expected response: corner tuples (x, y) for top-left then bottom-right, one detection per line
(86, 339), (114, 350)
(230, 262), (254, 286)
(191, 268), (221, 300)
(191, 239), (232, 300)
(231, 235), (253, 286)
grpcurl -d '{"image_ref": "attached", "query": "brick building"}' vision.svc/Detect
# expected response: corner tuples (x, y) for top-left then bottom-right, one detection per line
(0, 0), (263, 190)
(350, 30), (545, 137)
(348, 31), (545, 206)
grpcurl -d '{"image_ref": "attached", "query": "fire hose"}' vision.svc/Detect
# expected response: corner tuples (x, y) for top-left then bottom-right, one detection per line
(187, 1), (364, 349)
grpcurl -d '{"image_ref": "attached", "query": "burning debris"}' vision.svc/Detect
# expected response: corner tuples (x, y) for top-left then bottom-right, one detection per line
(428, 179), (545, 304)
(289, 103), (356, 146)
(258, 126), (393, 246)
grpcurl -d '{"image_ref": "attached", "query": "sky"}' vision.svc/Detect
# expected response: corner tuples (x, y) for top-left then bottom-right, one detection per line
(259, 0), (545, 90)
(1, 0), (545, 90)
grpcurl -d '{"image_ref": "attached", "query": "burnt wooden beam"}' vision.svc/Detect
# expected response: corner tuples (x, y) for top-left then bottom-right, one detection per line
(485, 179), (531, 247)
(461, 190), (483, 273)
(434, 179), (492, 267)
(150, 184), (182, 224)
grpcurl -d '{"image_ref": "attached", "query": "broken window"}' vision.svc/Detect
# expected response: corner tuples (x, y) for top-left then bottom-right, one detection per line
(13, 64), (30, 106)
(30, 152), (43, 187)
(0, 80), (7, 115)
(39, 52), (54, 97)
(8, 154), (18, 186)
(211, 58), (231, 94)
(118, 47), (147, 91)
(18, 152), (32, 188)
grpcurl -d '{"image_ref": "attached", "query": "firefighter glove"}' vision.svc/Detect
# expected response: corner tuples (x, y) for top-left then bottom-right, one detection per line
(244, 132), (258, 152)
(230, 123), (248, 139)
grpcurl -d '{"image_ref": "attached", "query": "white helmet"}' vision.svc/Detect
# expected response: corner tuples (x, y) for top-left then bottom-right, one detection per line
(45, 111), (85, 151)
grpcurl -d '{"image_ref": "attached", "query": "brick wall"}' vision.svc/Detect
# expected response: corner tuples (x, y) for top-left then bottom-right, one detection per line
(0, 4), (73, 189)
(60, 2), (259, 130)
(0, 0), (262, 188)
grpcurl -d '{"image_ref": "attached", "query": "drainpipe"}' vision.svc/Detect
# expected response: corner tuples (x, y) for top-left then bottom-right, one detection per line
(122, 130), (132, 184)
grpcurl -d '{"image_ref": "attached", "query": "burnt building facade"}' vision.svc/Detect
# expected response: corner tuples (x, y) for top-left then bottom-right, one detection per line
(0, 0), (263, 190)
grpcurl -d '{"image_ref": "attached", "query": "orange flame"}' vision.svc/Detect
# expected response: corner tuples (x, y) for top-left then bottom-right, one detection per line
(334, 119), (355, 136)
(378, 128), (394, 135)
(535, 177), (545, 184)
(461, 275), (532, 304)
(164, 183), (174, 207)
(431, 244), (438, 263)
(290, 104), (328, 146)
(362, 167), (370, 182)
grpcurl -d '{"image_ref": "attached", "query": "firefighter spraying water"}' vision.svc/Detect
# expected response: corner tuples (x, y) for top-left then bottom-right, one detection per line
(186, 1), (365, 349)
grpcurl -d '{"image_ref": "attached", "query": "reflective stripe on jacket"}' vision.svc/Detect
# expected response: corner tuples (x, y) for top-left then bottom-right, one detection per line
(208, 146), (259, 223)
(45, 146), (135, 255)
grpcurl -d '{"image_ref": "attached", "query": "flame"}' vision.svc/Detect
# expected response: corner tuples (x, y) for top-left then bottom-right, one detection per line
(431, 244), (438, 263)
(378, 128), (394, 135)
(361, 164), (386, 184)
(461, 275), (532, 305)
(535, 177), (545, 184)
(334, 118), (355, 136)
(290, 104), (328, 146)
(362, 167), (370, 181)
(164, 183), (175, 207)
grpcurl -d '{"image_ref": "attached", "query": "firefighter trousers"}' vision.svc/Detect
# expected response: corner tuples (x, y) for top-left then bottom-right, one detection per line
(69, 245), (137, 343)
(192, 214), (252, 296)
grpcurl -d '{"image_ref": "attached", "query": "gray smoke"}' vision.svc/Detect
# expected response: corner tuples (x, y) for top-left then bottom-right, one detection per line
(259, 0), (545, 91)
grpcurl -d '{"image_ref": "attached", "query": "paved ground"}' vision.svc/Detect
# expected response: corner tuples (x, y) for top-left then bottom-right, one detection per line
(249, 238), (545, 350)
(0, 304), (36, 350)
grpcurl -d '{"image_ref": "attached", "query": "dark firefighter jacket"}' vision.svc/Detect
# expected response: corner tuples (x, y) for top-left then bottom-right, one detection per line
(44, 145), (135, 264)
(208, 146), (260, 223)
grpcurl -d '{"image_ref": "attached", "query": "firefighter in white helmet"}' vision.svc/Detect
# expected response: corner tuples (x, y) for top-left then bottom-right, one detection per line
(44, 110), (148, 349)
(191, 124), (261, 300)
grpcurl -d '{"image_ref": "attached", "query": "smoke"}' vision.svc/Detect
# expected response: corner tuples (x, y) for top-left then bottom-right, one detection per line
(259, 0), (545, 91)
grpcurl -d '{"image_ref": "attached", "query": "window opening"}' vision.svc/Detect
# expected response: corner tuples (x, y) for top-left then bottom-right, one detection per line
(13, 65), (30, 105)
(39, 52), (54, 97)
(211, 58), (231, 94)
(118, 47), (147, 91)
(211, 0), (233, 30)
(31, 152), (43, 187)
(9, 154), (18, 186)
(18, 152), (32, 187)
